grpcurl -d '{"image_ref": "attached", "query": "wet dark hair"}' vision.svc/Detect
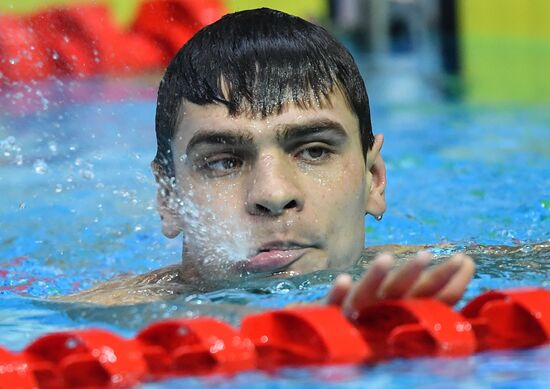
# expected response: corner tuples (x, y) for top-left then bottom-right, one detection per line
(154, 7), (374, 177)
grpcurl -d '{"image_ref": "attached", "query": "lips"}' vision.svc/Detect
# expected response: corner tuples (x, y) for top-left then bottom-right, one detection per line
(240, 242), (311, 273)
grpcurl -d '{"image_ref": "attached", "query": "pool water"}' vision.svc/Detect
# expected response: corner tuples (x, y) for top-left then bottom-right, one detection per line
(1, 75), (549, 388)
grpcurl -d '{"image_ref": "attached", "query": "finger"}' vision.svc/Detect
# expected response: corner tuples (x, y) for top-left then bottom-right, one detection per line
(408, 253), (467, 298)
(379, 251), (432, 299)
(342, 253), (394, 319)
(436, 254), (475, 305)
(326, 273), (353, 306)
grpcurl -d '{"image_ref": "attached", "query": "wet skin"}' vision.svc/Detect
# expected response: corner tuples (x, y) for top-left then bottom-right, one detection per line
(151, 88), (475, 311)
(160, 88), (377, 279)
(60, 89), (476, 309)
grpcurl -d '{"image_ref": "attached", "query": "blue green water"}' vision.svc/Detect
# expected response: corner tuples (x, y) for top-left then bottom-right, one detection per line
(1, 76), (549, 388)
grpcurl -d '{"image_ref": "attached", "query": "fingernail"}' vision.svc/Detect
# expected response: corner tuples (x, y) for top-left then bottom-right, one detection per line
(335, 273), (352, 286)
(375, 253), (394, 268)
(450, 253), (465, 265)
(416, 251), (433, 265)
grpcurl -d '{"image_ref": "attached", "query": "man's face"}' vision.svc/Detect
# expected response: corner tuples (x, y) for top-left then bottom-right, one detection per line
(158, 89), (381, 281)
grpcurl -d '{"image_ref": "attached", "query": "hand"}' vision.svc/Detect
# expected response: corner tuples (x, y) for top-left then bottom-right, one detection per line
(326, 252), (475, 320)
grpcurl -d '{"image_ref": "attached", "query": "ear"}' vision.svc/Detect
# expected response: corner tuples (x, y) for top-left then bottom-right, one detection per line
(364, 134), (387, 218)
(151, 161), (182, 238)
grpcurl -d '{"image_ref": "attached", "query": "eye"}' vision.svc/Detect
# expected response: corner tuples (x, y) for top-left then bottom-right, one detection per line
(296, 146), (332, 162)
(198, 156), (243, 177)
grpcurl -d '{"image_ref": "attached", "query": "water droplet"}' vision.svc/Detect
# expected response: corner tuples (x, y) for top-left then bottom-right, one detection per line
(33, 159), (48, 174)
(209, 340), (225, 353)
(111, 374), (123, 384)
(52, 51), (60, 61)
(272, 280), (294, 293)
(79, 169), (94, 180)
(65, 338), (79, 349)
(48, 141), (58, 154)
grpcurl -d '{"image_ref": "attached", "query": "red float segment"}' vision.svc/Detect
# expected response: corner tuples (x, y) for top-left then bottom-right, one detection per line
(461, 288), (550, 351)
(2, 4), (166, 83)
(0, 16), (53, 84)
(1, 0), (224, 82)
(1, 290), (550, 387)
(241, 306), (373, 369)
(354, 299), (476, 359)
(136, 317), (256, 378)
(132, 0), (226, 64)
(24, 329), (146, 388)
(110, 32), (165, 73)
(27, 8), (99, 77)
(0, 347), (37, 389)
(48, 5), (163, 74)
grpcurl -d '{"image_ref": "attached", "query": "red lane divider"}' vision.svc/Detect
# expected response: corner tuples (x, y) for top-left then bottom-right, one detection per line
(0, 0), (225, 84)
(136, 318), (255, 378)
(132, 0), (225, 64)
(1, 288), (550, 388)
(241, 306), (372, 368)
(27, 7), (99, 78)
(31, 5), (164, 75)
(0, 16), (53, 84)
(462, 288), (550, 351)
(24, 329), (146, 388)
(0, 347), (37, 389)
(354, 299), (476, 359)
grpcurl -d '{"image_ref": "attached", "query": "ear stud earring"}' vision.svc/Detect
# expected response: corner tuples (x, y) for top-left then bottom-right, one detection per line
(375, 214), (383, 221)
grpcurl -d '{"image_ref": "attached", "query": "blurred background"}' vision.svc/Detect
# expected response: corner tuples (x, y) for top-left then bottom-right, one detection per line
(1, 0), (549, 299)
(2, 0), (550, 103)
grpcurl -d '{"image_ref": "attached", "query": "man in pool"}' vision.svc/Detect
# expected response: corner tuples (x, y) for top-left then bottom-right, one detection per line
(68, 8), (474, 315)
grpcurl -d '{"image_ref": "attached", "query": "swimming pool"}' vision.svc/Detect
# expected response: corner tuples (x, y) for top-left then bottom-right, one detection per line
(1, 73), (549, 387)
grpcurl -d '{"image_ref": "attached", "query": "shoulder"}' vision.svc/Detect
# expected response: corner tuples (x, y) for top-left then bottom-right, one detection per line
(362, 243), (441, 257)
(52, 264), (190, 305)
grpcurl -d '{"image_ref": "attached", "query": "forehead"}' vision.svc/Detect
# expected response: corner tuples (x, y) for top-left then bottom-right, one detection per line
(172, 89), (360, 148)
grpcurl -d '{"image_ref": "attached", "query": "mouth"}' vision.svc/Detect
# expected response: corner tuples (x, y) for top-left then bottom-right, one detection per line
(238, 242), (312, 273)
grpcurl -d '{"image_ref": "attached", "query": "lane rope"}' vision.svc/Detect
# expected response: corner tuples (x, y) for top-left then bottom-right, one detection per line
(0, 0), (226, 84)
(1, 288), (549, 388)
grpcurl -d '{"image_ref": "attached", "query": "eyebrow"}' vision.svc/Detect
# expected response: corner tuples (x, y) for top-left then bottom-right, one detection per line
(185, 118), (348, 155)
(186, 131), (254, 154)
(276, 119), (348, 143)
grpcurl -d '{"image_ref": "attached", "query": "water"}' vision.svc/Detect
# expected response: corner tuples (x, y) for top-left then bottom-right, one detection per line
(1, 76), (549, 387)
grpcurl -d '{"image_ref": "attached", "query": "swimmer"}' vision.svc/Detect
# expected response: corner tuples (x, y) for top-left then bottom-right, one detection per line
(64, 8), (475, 314)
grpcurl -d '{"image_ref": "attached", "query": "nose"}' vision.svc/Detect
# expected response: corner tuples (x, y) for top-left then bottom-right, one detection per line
(245, 152), (304, 216)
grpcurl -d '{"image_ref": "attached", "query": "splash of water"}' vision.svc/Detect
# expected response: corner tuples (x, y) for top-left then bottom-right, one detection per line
(160, 174), (253, 274)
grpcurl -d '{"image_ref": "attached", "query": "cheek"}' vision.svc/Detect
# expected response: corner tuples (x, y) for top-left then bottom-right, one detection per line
(178, 177), (244, 224)
(319, 158), (366, 229)
(324, 159), (366, 266)
(324, 158), (365, 205)
(175, 177), (253, 262)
